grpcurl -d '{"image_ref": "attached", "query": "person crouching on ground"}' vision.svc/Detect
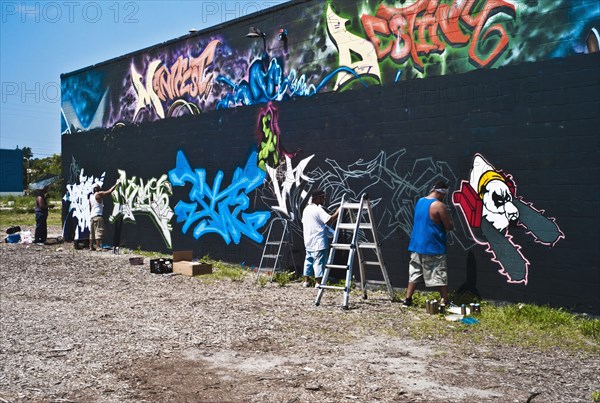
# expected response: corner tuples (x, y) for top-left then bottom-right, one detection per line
(402, 181), (454, 307)
(89, 181), (118, 251)
(301, 189), (340, 288)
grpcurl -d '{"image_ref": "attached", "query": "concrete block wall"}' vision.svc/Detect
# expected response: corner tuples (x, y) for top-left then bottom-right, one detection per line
(63, 52), (599, 312)
(61, 0), (600, 312)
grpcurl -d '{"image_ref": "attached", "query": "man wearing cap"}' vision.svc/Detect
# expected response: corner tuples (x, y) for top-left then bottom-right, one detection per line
(89, 181), (118, 251)
(402, 181), (454, 306)
(301, 189), (340, 287)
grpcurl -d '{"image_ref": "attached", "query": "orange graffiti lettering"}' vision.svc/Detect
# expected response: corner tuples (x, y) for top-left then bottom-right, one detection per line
(152, 39), (220, 102)
(361, 0), (515, 70)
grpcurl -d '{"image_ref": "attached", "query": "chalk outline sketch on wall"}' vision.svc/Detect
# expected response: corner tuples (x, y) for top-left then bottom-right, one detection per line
(452, 154), (565, 284)
(261, 148), (474, 250)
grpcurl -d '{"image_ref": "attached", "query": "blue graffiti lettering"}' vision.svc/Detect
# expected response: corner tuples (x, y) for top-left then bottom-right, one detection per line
(168, 151), (270, 244)
(216, 55), (366, 108)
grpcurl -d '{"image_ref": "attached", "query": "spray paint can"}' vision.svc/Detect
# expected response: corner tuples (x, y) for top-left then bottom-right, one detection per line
(432, 299), (438, 314)
(461, 304), (467, 316)
(439, 303), (446, 315)
(425, 299), (430, 314)
(469, 303), (476, 316)
(474, 303), (481, 314)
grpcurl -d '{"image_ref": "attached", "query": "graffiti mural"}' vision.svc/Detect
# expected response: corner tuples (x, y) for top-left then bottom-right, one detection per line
(168, 150), (270, 244)
(131, 39), (220, 120)
(361, 0), (516, 71)
(306, 149), (476, 249)
(63, 170), (105, 239)
(453, 154), (565, 284)
(60, 0), (599, 131)
(265, 154), (315, 221)
(109, 170), (174, 249)
(326, 4), (382, 89)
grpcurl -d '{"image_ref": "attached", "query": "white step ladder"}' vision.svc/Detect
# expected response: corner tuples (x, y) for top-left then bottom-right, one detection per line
(315, 193), (394, 309)
(256, 218), (296, 282)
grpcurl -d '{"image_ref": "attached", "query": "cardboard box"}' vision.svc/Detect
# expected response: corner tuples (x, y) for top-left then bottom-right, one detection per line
(173, 251), (213, 276)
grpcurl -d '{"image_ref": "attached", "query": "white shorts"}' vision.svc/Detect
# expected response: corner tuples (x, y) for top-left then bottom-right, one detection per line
(303, 249), (328, 278)
(408, 252), (448, 287)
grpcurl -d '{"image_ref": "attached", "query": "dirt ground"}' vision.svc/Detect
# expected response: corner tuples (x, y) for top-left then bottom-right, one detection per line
(1, 227), (598, 403)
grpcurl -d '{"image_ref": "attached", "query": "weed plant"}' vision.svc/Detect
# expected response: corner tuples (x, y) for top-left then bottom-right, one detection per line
(273, 271), (295, 287)
(256, 274), (269, 287)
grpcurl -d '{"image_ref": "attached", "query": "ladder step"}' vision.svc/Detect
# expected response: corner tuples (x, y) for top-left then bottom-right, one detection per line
(325, 264), (349, 270)
(338, 223), (373, 230)
(363, 260), (382, 266)
(263, 254), (280, 258)
(343, 203), (362, 209)
(365, 280), (387, 285)
(331, 243), (352, 250)
(358, 243), (377, 249)
(317, 285), (345, 291)
(266, 241), (287, 245)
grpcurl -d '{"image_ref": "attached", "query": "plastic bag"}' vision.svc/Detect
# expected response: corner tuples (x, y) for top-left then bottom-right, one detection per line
(20, 231), (32, 244)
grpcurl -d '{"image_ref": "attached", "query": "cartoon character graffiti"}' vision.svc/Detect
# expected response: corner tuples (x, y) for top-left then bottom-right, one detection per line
(453, 154), (564, 284)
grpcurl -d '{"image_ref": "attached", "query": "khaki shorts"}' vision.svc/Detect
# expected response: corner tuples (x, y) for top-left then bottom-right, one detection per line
(91, 216), (105, 241)
(408, 252), (448, 287)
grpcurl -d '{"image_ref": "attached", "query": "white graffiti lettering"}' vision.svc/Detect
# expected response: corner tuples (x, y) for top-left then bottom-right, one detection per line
(64, 170), (105, 237)
(326, 4), (382, 90)
(131, 60), (165, 119)
(110, 169), (174, 248)
(266, 154), (315, 219)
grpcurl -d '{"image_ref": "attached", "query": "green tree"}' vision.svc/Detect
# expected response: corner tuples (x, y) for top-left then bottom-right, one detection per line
(19, 146), (33, 189)
(29, 154), (62, 197)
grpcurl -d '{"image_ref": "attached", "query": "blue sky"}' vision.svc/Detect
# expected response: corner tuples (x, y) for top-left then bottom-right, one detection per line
(0, 1), (288, 158)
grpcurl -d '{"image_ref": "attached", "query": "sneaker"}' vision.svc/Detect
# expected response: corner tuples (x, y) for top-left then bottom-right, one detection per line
(401, 298), (413, 307)
(314, 283), (321, 289)
(302, 282), (310, 288)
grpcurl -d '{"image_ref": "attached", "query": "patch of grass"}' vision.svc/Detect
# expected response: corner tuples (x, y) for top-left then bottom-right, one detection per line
(592, 390), (600, 402)
(407, 302), (600, 352)
(578, 317), (600, 341)
(204, 258), (247, 282)
(127, 246), (169, 259)
(0, 195), (62, 227)
(273, 271), (295, 287)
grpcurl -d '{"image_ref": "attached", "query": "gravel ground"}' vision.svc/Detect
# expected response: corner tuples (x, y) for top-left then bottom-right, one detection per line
(1, 227), (599, 403)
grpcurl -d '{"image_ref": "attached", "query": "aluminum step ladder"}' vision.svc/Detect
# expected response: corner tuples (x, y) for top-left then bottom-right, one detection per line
(315, 193), (394, 309)
(256, 218), (296, 282)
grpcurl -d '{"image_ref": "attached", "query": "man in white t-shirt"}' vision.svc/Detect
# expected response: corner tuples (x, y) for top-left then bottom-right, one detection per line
(89, 181), (118, 251)
(301, 189), (340, 287)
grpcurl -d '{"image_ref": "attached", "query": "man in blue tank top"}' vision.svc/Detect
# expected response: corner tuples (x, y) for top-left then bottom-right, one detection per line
(402, 181), (454, 307)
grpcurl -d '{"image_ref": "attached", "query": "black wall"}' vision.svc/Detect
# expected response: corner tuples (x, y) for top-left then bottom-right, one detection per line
(63, 52), (600, 313)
